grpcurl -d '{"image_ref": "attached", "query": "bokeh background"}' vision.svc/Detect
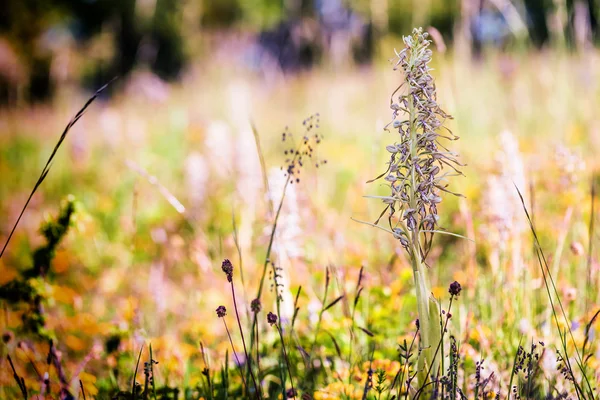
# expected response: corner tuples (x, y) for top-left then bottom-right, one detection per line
(0, 0), (598, 102)
(1, 0), (600, 398)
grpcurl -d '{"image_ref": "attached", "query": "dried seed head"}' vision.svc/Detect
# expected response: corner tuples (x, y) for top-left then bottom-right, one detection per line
(449, 281), (462, 297)
(251, 298), (262, 313)
(267, 312), (278, 326)
(216, 305), (227, 318)
(280, 114), (325, 179)
(221, 259), (233, 282)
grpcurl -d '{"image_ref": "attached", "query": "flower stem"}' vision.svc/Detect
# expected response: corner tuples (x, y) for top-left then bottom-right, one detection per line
(230, 282), (261, 398)
(276, 323), (296, 399)
(222, 320), (250, 397)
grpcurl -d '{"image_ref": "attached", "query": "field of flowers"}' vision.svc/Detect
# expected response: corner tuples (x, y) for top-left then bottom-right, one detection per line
(1, 30), (600, 399)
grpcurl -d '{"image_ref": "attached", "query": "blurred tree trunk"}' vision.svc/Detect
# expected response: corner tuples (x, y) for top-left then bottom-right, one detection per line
(117, 0), (142, 78)
(548, 0), (567, 46)
(574, 0), (592, 50)
(455, 0), (478, 57)
(371, 0), (388, 35)
(151, 0), (186, 79)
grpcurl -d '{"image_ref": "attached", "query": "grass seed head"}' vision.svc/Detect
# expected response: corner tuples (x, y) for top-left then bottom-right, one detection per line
(221, 259), (233, 282)
(267, 312), (278, 326)
(216, 305), (227, 318)
(449, 281), (462, 297)
(251, 298), (261, 313)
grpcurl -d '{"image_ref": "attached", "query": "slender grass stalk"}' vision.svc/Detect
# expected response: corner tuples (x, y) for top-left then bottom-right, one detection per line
(223, 321), (247, 391)
(361, 353), (374, 400)
(131, 345), (144, 400)
(255, 317), (260, 380)
(249, 298), (262, 385)
(507, 337), (523, 400)
(149, 344), (157, 400)
(291, 286), (302, 329)
(7, 355), (28, 399)
(249, 115), (323, 361)
(301, 267), (338, 393)
(231, 211), (248, 303)
(200, 342), (214, 400)
(79, 380), (87, 400)
(143, 359), (149, 400)
(221, 260), (261, 397)
(413, 284), (461, 400)
(585, 180), (595, 312)
(250, 121), (273, 215)
(249, 176), (290, 356)
(230, 280), (260, 397)
(422, 282), (461, 382)
(269, 312), (297, 399)
(221, 350), (229, 397)
(347, 267), (364, 378)
(216, 306), (251, 398)
(309, 267), (331, 359)
(515, 186), (595, 398)
(387, 329), (417, 400)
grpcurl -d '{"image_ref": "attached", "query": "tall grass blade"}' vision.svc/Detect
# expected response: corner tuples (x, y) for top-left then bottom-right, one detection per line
(514, 184), (594, 398)
(0, 79), (115, 258)
(131, 345), (144, 400)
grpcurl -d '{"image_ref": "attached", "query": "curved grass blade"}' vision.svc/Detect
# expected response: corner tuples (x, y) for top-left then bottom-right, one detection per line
(1, 78), (116, 258)
(514, 183), (594, 398)
(131, 345), (144, 400)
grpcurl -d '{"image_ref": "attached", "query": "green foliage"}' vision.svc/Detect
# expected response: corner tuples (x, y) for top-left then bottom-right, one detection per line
(0, 196), (77, 339)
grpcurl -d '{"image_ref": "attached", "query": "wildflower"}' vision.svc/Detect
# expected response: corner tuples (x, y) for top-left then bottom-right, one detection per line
(216, 305), (227, 318)
(369, 27), (462, 386)
(221, 259), (233, 282)
(449, 281), (462, 297)
(250, 298), (261, 313)
(383, 27), (461, 251)
(267, 312), (278, 326)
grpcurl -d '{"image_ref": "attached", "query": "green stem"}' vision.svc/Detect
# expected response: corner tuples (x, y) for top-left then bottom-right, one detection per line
(249, 177), (290, 355)
(411, 244), (435, 384)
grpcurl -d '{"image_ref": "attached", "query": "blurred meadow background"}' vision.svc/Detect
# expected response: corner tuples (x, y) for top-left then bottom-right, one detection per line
(1, 1), (600, 399)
